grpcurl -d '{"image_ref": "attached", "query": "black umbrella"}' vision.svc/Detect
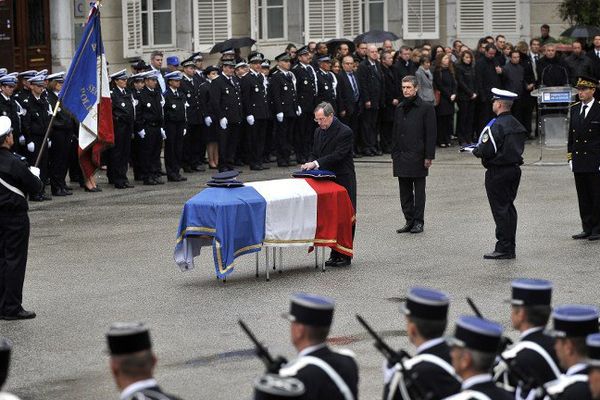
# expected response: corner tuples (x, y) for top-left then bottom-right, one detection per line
(210, 37), (256, 54)
(560, 25), (600, 38)
(326, 38), (356, 55)
(354, 30), (399, 44)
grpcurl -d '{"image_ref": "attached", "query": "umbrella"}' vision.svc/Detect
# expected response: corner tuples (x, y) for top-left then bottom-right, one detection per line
(210, 37), (256, 54)
(354, 29), (399, 44)
(560, 25), (600, 38)
(326, 38), (356, 55)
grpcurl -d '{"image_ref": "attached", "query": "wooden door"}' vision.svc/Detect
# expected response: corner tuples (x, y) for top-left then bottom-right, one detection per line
(13, 0), (51, 72)
(0, 0), (14, 71)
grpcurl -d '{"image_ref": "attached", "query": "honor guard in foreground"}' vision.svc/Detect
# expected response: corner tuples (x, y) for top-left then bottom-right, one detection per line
(568, 76), (600, 241)
(585, 334), (600, 399)
(0, 338), (21, 400)
(106, 322), (183, 400)
(446, 316), (513, 400)
(544, 305), (599, 399)
(494, 279), (561, 397)
(473, 88), (527, 259)
(253, 374), (305, 400)
(279, 293), (359, 400)
(383, 287), (460, 400)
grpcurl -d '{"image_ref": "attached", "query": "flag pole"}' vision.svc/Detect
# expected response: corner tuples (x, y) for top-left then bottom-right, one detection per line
(34, 100), (61, 167)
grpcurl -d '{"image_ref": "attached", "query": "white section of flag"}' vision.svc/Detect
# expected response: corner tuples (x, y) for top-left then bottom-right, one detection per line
(79, 53), (109, 150)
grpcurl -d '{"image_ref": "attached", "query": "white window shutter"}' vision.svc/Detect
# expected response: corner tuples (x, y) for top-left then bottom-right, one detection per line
(403, 0), (439, 40)
(121, 0), (143, 58)
(457, 0), (485, 36)
(194, 0), (231, 50)
(341, 0), (361, 38)
(306, 0), (338, 42)
(491, 0), (518, 34)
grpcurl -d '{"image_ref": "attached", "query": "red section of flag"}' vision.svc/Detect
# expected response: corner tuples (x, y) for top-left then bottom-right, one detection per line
(304, 178), (355, 256)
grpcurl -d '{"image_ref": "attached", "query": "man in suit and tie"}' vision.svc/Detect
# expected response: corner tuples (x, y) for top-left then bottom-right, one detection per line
(356, 45), (384, 156)
(337, 55), (361, 157)
(568, 76), (600, 241)
(301, 102), (356, 267)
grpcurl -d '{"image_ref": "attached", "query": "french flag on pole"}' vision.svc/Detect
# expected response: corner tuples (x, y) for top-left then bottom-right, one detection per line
(59, 1), (114, 180)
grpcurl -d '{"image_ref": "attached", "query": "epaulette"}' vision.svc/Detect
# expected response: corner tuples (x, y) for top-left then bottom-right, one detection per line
(570, 101), (581, 107)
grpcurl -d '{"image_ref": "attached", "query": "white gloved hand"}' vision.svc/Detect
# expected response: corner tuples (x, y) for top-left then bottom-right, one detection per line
(246, 115), (255, 126)
(296, 106), (302, 116)
(47, 140), (52, 149)
(160, 128), (166, 140)
(204, 116), (212, 127)
(569, 160), (573, 171)
(19, 135), (25, 145)
(276, 112), (284, 122)
(28, 166), (40, 178)
(183, 128), (187, 136)
(219, 117), (228, 130)
(137, 129), (146, 139)
(27, 142), (35, 153)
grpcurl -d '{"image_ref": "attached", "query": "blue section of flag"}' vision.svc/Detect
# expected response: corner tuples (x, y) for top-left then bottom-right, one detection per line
(174, 187), (267, 278)
(59, 5), (102, 122)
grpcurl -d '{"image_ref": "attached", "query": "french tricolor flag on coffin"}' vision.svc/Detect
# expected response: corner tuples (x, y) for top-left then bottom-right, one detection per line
(174, 178), (355, 279)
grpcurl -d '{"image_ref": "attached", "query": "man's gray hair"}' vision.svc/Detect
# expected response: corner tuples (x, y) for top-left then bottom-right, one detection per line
(402, 75), (418, 88)
(314, 102), (335, 117)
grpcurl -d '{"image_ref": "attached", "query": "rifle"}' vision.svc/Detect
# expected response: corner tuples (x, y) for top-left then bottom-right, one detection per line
(238, 319), (287, 373)
(356, 314), (433, 400)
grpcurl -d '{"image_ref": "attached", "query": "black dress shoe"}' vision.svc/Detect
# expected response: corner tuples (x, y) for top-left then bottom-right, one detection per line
(182, 166), (193, 173)
(572, 231), (591, 239)
(30, 194), (44, 202)
(325, 256), (341, 266)
(144, 179), (158, 186)
(178, 175), (187, 181)
(114, 183), (127, 189)
(124, 182), (135, 188)
(483, 251), (516, 260)
(328, 257), (351, 267)
(64, 185), (73, 191)
(193, 164), (206, 172)
(52, 188), (68, 196)
(153, 177), (165, 185)
(589, 233), (600, 241)
(260, 165), (270, 170)
(41, 193), (52, 201)
(375, 150), (383, 156)
(3, 309), (36, 320)
(84, 186), (101, 192)
(353, 152), (363, 158)
(410, 223), (424, 233)
(396, 223), (413, 233)
(250, 165), (262, 171)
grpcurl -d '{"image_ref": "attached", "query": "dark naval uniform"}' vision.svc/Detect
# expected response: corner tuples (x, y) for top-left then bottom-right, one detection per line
(121, 383), (183, 400)
(180, 73), (205, 172)
(21, 93), (51, 198)
(316, 68), (338, 113)
(269, 68), (298, 166)
(241, 70), (270, 170)
(0, 94), (22, 150)
(545, 364), (592, 400)
(163, 86), (188, 180)
(473, 109), (526, 258)
(109, 86), (136, 187)
(138, 86), (165, 184)
(568, 98), (600, 239)
(46, 91), (76, 195)
(292, 61), (318, 164)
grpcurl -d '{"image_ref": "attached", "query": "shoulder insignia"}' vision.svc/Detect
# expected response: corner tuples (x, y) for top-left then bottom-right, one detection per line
(482, 133), (489, 143)
(570, 101), (581, 108)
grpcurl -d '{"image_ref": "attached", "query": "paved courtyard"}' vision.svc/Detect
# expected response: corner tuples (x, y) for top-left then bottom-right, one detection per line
(1, 141), (598, 400)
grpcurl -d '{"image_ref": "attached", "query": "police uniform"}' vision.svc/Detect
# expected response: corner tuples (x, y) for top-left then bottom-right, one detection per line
(292, 46), (318, 165)
(163, 71), (188, 182)
(494, 279), (561, 396)
(108, 69), (136, 188)
(197, 66), (217, 149)
(0, 338), (22, 399)
(316, 56), (338, 113)
(473, 88), (527, 259)
(137, 71), (165, 185)
(13, 70), (36, 104)
(269, 53), (299, 167)
(568, 76), (600, 241)
(0, 76), (22, 152)
(384, 288), (461, 400)
(585, 333), (600, 400)
(254, 374), (305, 400)
(0, 116), (42, 320)
(446, 316), (513, 400)
(106, 323), (182, 400)
(279, 293), (359, 400)
(180, 57), (206, 173)
(543, 305), (599, 400)
(129, 72), (146, 182)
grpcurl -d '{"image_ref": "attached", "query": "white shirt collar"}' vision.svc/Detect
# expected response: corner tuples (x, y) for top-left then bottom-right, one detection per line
(170, 87), (178, 94)
(120, 378), (158, 400)
(519, 326), (544, 340)
(461, 374), (493, 390)
(566, 363), (587, 376)
(369, 59), (376, 66)
(583, 98), (595, 108)
(298, 342), (327, 357)
(416, 337), (445, 354)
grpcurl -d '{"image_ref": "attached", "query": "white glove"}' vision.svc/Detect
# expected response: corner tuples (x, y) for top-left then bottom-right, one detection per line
(276, 112), (284, 122)
(246, 115), (255, 126)
(18, 135), (25, 145)
(296, 106), (302, 116)
(160, 128), (166, 140)
(137, 129), (146, 139)
(183, 128), (187, 136)
(569, 160), (573, 171)
(204, 116), (212, 127)
(47, 140), (52, 148)
(28, 166), (40, 178)
(219, 117), (228, 130)
(27, 142), (35, 153)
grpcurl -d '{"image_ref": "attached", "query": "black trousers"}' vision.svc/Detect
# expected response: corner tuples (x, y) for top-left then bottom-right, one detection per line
(0, 214), (30, 316)
(436, 114), (454, 145)
(164, 120), (185, 178)
(130, 132), (141, 179)
(477, 100), (495, 133)
(294, 112), (314, 163)
(574, 172), (600, 234)
(521, 95), (537, 135)
(379, 120), (393, 153)
(48, 128), (71, 190)
(398, 177), (426, 226)
(485, 165), (521, 254)
(340, 110), (360, 153)
(139, 126), (162, 180)
(274, 117), (295, 165)
(457, 99), (476, 144)
(360, 108), (378, 153)
(218, 121), (240, 171)
(183, 123), (204, 168)
(68, 136), (83, 185)
(247, 119), (268, 167)
(107, 121), (132, 185)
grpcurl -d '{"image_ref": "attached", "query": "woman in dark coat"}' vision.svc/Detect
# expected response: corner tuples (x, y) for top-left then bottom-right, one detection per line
(433, 53), (457, 147)
(455, 50), (478, 145)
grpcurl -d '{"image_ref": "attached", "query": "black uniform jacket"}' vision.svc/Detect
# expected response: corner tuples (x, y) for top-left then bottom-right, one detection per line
(0, 148), (42, 215)
(391, 96), (437, 178)
(280, 345), (359, 400)
(292, 62), (318, 113)
(122, 385), (183, 400)
(198, 81), (213, 121)
(337, 70), (361, 117)
(180, 75), (202, 125)
(316, 69), (337, 110)
(385, 340), (461, 400)
(464, 377), (514, 400)
(163, 88), (187, 123)
(111, 87), (135, 127)
(357, 59), (384, 109)
(473, 112), (526, 168)
(545, 364), (592, 400)
(269, 69), (299, 117)
(240, 71), (270, 120)
(21, 94), (51, 140)
(0, 94), (22, 137)
(209, 73), (243, 124)
(138, 87), (164, 128)
(568, 100), (600, 173)
(46, 91), (75, 132)
(310, 117), (356, 208)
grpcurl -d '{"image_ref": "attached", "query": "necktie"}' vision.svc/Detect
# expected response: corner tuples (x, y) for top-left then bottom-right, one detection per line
(349, 73), (358, 102)
(581, 104), (588, 117)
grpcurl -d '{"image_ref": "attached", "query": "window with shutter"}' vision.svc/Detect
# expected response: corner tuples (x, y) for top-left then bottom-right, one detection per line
(342, 0), (361, 38)
(193, 0), (231, 49)
(305, 0), (338, 42)
(457, 0), (518, 38)
(403, 0), (439, 40)
(491, 0), (518, 33)
(121, 0), (143, 58)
